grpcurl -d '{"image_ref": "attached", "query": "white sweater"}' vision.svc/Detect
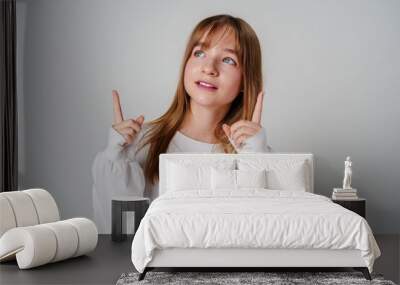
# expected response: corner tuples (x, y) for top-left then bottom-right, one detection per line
(91, 123), (272, 233)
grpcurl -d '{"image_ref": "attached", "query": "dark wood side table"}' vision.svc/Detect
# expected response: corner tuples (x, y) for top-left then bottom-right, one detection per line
(332, 198), (366, 218)
(112, 196), (150, 242)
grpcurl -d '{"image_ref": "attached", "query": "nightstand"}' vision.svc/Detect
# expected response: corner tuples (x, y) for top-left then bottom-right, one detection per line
(112, 196), (150, 242)
(332, 198), (366, 218)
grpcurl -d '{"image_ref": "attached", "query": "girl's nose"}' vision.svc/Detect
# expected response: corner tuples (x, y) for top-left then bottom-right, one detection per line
(201, 59), (218, 76)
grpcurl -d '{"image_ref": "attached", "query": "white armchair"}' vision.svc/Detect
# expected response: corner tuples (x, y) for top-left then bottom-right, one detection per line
(0, 188), (98, 269)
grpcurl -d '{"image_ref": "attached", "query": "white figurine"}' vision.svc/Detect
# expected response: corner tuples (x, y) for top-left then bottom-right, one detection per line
(342, 156), (352, 189)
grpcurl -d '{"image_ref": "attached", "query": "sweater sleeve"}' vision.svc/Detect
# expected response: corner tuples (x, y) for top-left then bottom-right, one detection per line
(91, 127), (146, 234)
(230, 126), (273, 153)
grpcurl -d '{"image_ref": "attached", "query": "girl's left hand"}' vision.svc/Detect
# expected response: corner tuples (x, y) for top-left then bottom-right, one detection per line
(222, 91), (264, 148)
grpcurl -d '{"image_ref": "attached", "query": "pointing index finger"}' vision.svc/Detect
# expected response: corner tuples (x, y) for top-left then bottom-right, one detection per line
(251, 91), (264, 124)
(112, 90), (124, 124)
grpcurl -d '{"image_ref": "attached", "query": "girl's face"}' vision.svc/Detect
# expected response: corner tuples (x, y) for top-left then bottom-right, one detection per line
(183, 28), (242, 109)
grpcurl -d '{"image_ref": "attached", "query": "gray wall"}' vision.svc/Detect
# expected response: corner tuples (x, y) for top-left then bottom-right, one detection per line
(17, 0), (400, 233)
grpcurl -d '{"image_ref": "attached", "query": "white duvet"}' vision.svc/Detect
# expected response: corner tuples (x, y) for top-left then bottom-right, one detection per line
(131, 189), (381, 273)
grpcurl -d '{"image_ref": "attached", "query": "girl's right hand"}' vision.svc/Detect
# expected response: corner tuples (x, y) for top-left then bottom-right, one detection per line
(111, 90), (145, 147)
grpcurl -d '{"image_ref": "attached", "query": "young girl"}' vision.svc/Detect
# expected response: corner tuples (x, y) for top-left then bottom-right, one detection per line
(92, 14), (272, 233)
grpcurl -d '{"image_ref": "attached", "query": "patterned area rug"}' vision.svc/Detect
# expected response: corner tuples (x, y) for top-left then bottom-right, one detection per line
(116, 271), (396, 285)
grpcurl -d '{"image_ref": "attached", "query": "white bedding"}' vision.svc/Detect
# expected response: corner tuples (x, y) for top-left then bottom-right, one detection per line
(131, 189), (381, 273)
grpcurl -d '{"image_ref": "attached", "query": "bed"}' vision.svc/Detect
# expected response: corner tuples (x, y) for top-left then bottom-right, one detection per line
(131, 153), (381, 281)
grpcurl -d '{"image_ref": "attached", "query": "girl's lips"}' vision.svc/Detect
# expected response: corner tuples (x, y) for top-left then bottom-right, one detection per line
(195, 80), (218, 91)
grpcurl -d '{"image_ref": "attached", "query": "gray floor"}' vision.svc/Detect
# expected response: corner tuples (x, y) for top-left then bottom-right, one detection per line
(0, 234), (399, 285)
(0, 235), (134, 285)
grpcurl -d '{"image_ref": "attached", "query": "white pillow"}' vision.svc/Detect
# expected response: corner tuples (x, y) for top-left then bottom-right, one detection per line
(166, 159), (235, 191)
(236, 169), (267, 188)
(211, 168), (267, 190)
(211, 168), (236, 190)
(267, 162), (307, 191)
(237, 159), (309, 191)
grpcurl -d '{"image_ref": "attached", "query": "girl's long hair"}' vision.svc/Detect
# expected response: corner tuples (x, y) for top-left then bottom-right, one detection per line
(136, 14), (263, 185)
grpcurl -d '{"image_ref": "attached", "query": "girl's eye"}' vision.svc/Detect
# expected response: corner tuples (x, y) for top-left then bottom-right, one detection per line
(223, 57), (236, 65)
(194, 50), (237, 66)
(194, 50), (205, 57)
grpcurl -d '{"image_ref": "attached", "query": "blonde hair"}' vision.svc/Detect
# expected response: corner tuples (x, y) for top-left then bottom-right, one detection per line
(136, 14), (263, 185)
